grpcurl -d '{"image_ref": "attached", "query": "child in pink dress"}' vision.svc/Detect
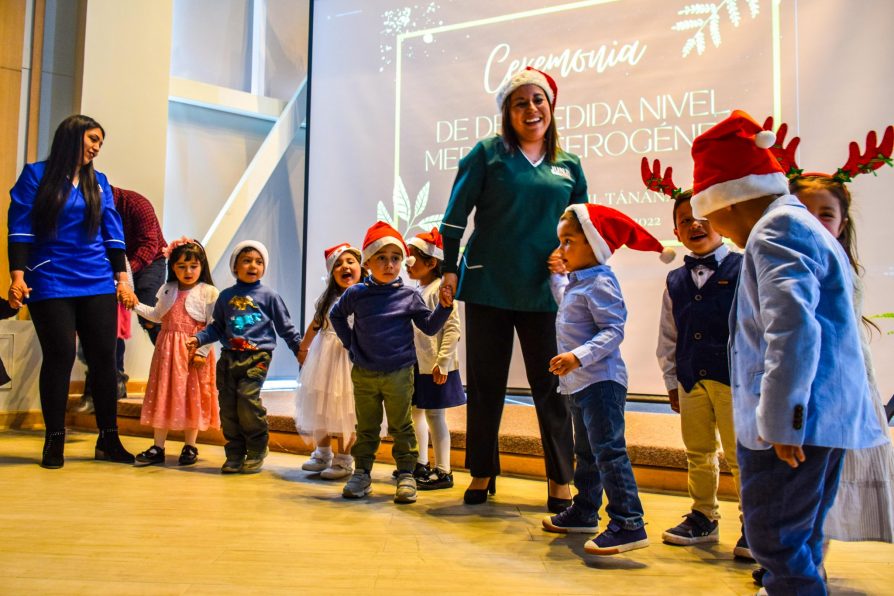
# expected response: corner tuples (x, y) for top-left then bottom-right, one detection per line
(132, 238), (220, 466)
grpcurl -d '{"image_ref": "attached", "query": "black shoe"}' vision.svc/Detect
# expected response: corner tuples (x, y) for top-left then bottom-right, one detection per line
(75, 396), (94, 414)
(221, 457), (244, 474)
(662, 510), (719, 546)
(134, 445), (165, 467)
(116, 371), (129, 400)
(418, 469), (454, 490)
(178, 445), (198, 466)
(40, 430), (66, 469)
(752, 567), (766, 587)
(95, 429), (135, 464)
(547, 496), (573, 514)
(392, 462), (432, 480)
(463, 476), (496, 504)
(733, 532), (754, 560)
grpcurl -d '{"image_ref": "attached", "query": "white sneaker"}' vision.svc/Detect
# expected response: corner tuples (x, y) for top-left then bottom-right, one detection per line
(320, 455), (354, 480)
(394, 473), (417, 504)
(301, 449), (332, 472)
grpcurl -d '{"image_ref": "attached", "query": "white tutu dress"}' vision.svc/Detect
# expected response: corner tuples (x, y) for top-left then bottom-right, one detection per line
(294, 318), (356, 444)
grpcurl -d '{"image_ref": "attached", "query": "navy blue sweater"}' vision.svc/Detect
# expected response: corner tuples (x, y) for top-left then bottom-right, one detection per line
(329, 276), (453, 372)
(195, 280), (302, 353)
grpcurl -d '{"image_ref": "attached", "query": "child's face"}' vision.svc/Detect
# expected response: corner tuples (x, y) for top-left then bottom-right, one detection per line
(797, 189), (846, 239)
(235, 249), (265, 283)
(557, 218), (599, 271)
(674, 200), (723, 255)
(332, 252), (362, 289)
(173, 254), (203, 288)
(405, 246), (436, 281)
(703, 207), (748, 249)
(365, 245), (403, 283)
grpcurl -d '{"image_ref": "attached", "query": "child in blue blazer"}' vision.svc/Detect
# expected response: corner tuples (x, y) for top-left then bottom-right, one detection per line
(690, 111), (888, 595)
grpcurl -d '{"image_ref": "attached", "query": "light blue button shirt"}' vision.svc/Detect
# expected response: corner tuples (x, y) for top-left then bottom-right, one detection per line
(552, 264), (627, 395)
(729, 195), (888, 451)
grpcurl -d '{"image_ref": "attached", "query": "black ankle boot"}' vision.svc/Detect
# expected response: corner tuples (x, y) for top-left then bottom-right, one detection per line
(95, 428), (135, 464)
(41, 430), (66, 469)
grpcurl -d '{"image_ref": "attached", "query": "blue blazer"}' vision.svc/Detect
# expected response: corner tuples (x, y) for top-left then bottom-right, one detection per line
(729, 195), (887, 451)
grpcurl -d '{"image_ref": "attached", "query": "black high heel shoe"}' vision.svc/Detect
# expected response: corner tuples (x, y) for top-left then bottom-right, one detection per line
(95, 428), (135, 464)
(463, 476), (497, 504)
(547, 496), (573, 513)
(41, 430), (66, 469)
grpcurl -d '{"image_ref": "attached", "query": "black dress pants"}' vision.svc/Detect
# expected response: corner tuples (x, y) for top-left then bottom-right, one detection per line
(464, 303), (574, 483)
(29, 294), (119, 432)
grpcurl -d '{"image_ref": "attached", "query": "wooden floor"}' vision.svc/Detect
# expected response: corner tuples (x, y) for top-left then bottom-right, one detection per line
(0, 431), (891, 595)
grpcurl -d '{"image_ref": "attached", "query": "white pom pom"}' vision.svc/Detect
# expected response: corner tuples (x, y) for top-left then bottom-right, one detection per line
(755, 130), (776, 149)
(659, 247), (676, 264)
(405, 256), (416, 268)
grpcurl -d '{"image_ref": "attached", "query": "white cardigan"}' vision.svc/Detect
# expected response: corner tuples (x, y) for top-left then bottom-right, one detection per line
(412, 279), (461, 373)
(134, 281), (219, 357)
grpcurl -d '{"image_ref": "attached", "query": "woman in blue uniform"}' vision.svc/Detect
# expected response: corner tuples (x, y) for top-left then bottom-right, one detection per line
(8, 114), (137, 468)
(440, 68), (588, 510)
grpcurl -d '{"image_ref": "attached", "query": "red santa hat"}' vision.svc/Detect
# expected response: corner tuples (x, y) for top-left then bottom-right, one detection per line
(495, 66), (558, 110)
(406, 228), (444, 261)
(361, 221), (408, 264)
(565, 204), (676, 264)
(324, 242), (361, 274)
(690, 110), (789, 219)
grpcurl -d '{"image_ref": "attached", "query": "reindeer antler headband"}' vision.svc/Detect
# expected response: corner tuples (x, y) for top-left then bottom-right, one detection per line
(763, 117), (893, 183)
(641, 157), (685, 199)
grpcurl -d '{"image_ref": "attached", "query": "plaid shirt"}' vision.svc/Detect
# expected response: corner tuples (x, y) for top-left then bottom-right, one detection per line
(112, 187), (166, 274)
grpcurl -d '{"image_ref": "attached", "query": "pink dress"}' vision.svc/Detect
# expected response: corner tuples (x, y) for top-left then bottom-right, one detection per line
(140, 291), (219, 431)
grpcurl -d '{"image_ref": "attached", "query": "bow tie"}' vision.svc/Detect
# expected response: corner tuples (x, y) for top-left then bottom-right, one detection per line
(684, 254), (718, 271)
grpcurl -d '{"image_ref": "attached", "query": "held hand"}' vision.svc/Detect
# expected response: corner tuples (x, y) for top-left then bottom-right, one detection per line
(438, 283), (454, 308)
(432, 365), (448, 385)
(185, 336), (199, 354)
(549, 352), (581, 376)
(668, 388), (680, 413)
(442, 273), (458, 296)
(190, 354), (206, 369)
(116, 283), (137, 309)
(297, 348), (308, 366)
(8, 279), (31, 308)
(547, 248), (566, 275)
(771, 442), (806, 468)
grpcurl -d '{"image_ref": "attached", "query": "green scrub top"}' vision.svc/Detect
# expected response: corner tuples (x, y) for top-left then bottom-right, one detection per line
(440, 136), (588, 312)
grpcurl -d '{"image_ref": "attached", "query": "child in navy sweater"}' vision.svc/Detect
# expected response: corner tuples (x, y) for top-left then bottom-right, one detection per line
(187, 240), (302, 474)
(330, 222), (453, 503)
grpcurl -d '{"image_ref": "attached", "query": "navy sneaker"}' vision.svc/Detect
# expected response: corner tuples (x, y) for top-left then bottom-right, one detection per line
(662, 510), (719, 546)
(542, 505), (598, 534)
(584, 521), (649, 555)
(734, 532), (754, 560)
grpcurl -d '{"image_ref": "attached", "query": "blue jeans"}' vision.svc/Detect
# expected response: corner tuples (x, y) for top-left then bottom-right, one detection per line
(738, 443), (844, 596)
(571, 380), (644, 530)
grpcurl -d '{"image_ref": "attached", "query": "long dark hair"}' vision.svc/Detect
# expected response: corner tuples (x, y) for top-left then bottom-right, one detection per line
(33, 114), (106, 238)
(166, 241), (215, 286)
(790, 175), (879, 334)
(312, 258), (367, 332)
(500, 88), (559, 163)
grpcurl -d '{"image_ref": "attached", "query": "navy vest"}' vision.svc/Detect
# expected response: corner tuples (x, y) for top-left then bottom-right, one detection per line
(667, 252), (742, 392)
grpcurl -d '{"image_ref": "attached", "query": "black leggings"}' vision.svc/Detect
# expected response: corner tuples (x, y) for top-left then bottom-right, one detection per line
(29, 294), (119, 432)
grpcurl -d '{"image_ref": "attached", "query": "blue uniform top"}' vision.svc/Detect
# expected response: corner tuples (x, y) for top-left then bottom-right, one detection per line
(8, 161), (125, 302)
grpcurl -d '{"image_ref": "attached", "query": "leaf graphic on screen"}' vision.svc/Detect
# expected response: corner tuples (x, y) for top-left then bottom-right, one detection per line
(380, 177), (443, 236)
(377, 201), (394, 226)
(414, 182), (430, 220)
(672, 0), (761, 57)
(415, 214), (444, 233)
(393, 177), (411, 227)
